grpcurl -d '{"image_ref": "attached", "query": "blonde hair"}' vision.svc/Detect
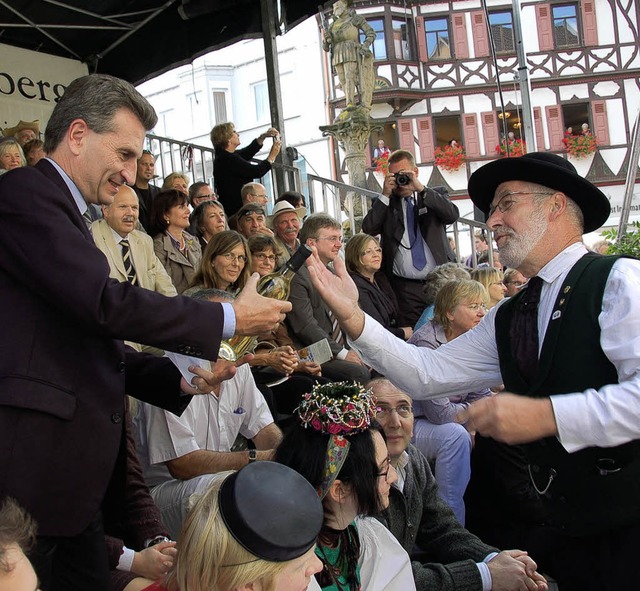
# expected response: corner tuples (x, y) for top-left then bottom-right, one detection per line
(469, 267), (503, 294)
(164, 475), (288, 591)
(210, 122), (235, 152)
(162, 172), (190, 191)
(434, 279), (489, 331)
(0, 139), (26, 168)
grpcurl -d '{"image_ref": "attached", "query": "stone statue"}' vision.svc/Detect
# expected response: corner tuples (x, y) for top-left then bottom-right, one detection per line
(322, 0), (375, 110)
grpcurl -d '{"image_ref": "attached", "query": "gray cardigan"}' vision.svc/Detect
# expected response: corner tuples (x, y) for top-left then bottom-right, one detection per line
(378, 445), (498, 591)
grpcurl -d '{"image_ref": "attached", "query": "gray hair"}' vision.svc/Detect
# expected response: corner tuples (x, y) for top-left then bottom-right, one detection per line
(44, 74), (157, 153)
(189, 287), (235, 303)
(422, 262), (470, 307)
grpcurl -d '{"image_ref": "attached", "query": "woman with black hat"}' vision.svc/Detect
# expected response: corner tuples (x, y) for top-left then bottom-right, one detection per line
(142, 461), (324, 591)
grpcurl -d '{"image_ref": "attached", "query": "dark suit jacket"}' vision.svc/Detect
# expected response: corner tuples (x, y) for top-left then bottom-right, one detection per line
(351, 272), (405, 339)
(362, 187), (459, 278)
(286, 265), (342, 357)
(0, 160), (224, 537)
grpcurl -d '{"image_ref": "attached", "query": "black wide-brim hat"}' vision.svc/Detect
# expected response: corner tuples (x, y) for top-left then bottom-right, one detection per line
(468, 152), (611, 233)
(218, 461), (323, 562)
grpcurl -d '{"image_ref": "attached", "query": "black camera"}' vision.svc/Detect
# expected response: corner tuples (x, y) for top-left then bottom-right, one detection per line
(394, 172), (411, 186)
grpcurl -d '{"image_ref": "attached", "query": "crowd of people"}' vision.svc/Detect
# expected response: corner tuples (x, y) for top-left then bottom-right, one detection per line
(0, 72), (633, 591)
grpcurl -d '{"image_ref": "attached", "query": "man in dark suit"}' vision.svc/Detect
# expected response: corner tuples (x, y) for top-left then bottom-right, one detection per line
(286, 213), (370, 384)
(362, 149), (459, 327)
(132, 150), (161, 231)
(0, 74), (290, 591)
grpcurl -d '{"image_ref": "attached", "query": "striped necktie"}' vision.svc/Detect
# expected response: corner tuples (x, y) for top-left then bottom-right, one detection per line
(120, 239), (138, 285)
(328, 308), (345, 348)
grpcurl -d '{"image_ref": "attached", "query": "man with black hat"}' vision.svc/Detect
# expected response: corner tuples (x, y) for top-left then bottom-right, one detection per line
(306, 151), (640, 590)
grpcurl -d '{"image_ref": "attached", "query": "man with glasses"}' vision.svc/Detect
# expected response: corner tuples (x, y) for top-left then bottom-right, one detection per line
(188, 181), (217, 209)
(308, 151), (640, 590)
(369, 378), (547, 591)
(287, 213), (370, 383)
(503, 268), (527, 297)
(240, 182), (268, 207)
(362, 149), (459, 327)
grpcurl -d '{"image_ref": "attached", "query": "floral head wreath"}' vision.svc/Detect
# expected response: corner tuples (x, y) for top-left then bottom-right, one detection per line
(296, 382), (377, 499)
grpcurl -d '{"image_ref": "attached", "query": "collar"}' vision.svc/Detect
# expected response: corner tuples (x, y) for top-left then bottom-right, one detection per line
(536, 242), (588, 285)
(109, 226), (131, 245)
(45, 157), (87, 215)
(392, 450), (410, 492)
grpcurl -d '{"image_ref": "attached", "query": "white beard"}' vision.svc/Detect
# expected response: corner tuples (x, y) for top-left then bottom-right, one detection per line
(495, 205), (548, 269)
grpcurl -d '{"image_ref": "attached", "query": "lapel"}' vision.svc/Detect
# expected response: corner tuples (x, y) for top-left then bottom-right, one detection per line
(93, 220), (128, 278)
(36, 159), (93, 242)
(163, 234), (193, 268)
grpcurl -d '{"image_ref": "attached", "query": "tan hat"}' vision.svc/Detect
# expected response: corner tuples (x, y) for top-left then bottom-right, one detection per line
(267, 200), (306, 228)
(2, 120), (40, 138)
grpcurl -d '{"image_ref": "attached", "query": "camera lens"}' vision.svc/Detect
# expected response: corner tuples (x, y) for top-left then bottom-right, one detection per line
(395, 173), (410, 186)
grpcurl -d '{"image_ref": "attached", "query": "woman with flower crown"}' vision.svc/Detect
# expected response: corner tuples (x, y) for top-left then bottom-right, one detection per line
(275, 382), (416, 591)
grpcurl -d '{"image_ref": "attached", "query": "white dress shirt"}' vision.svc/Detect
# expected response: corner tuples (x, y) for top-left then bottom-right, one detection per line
(351, 243), (640, 453)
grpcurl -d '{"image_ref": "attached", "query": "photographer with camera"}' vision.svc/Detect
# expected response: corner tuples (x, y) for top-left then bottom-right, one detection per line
(362, 149), (459, 327)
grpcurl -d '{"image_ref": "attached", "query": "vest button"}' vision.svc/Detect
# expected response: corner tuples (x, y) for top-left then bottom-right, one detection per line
(111, 412), (122, 424)
(118, 362), (126, 373)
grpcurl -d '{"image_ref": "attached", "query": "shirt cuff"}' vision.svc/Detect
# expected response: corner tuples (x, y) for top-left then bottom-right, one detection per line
(336, 348), (349, 360)
(378, 194), (390, 206)
(221, 302), (236, 339)
(116, 546), (135, 572)
(477, 561), (492, 591)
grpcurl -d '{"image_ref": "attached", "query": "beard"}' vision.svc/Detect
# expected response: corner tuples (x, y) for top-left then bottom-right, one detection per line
(495, 204), (548, 269)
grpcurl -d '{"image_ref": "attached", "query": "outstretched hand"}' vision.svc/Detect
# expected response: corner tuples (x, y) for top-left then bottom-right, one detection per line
(233, 273), (291, 336)
(456, 394), (557, 444)
(181, 355), (254, 395)
(305, 248), (365, 340)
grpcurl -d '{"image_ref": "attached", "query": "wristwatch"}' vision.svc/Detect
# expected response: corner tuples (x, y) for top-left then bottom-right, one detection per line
(248, 448), (257, 463)
(144, 535), (171, 548)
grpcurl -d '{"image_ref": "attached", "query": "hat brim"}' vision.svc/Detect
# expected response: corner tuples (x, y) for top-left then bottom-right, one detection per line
(268, 206), (306, 227)
(2, 120), (40, 137)
(468, 156), (610, 233)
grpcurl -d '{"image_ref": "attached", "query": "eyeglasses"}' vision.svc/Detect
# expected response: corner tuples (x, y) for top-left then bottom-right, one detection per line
(465, 303), (488, 311)
(362, 247), (382, 256)
(488, 191), (555, 218)
(197, 193), (216, 201)
(505, 280), (526, 287)
(316, 236), (343, 243)
(253, 253), (276, 262)
(376, 405), (413, 419)
(377, 455), (392, 482)
(220, 253), (247, 263)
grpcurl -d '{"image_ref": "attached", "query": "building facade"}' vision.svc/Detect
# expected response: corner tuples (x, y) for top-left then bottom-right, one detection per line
(323, 0), (640, 230)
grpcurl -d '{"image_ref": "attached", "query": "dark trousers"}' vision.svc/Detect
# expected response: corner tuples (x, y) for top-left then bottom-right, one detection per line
(30, 512), (110, 591)
(389, 275), (427, 328)
(525, 522), (640, 591)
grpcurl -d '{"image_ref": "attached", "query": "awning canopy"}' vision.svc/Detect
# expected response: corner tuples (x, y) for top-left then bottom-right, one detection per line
(0, 0), (324, 84)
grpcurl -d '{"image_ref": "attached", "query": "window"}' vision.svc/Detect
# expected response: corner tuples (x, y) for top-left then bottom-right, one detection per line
(361, 18), (386, 60)
(212, 91), (227, 124)
(489, 11), (515, 53)
(562, 103), (590, 134)
(434, 115), (461, 149)
(392, 18), (414, 60)
(157, 109), (174, 138)
(425, 17), (451, 60)
(552, 4), (580, 48)
(252, 81), (269, 123)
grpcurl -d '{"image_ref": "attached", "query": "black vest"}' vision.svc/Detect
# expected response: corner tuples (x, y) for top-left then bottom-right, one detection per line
(495, 253), (640, 536)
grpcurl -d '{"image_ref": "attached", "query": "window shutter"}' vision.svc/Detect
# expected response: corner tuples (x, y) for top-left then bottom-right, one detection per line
(481, 111), (500, 156)
(398, 119), (416, 157)
(592, 101), (609, 146)
(533, 107), (546, 151)
(452, 13), (469, 59)
(471, 11), (489, 57)
(545, 105), (565, 150)
(536, 4), (554, 51)
(581, 0), (598, 46)
(415, 18), (428, 62)
(462, 113), (480, 157)
(416, 117), (434, 162)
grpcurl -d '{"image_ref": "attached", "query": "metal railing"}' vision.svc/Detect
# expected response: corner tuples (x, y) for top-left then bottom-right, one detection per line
(144, 133), (492, 266)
